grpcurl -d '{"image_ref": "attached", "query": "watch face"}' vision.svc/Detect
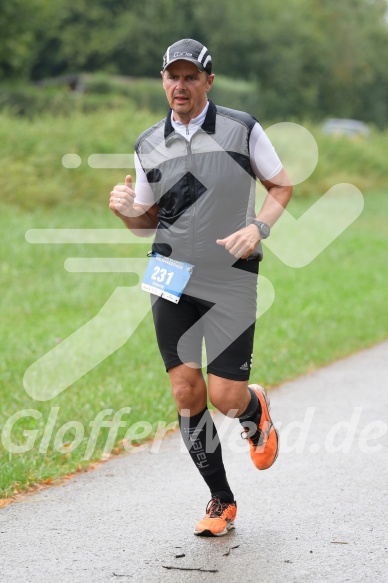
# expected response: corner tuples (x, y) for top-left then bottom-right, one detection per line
(261, 223), (270, 237)
(254, 221), (270, 238)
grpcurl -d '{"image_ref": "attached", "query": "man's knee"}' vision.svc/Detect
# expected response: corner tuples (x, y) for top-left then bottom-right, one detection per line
(208, 375), (249, 417)
(169, 364), (207, 413)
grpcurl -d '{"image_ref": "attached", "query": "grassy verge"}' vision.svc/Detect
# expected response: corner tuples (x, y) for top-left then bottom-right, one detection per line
(1, 189), (387, 499)
(0, 105), (387, 498)
(1, 106), (388, 213)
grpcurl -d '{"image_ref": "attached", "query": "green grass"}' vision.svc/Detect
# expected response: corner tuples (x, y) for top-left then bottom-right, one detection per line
(1, 192), (387, 499)
(1, 106), (388, 213)
(0, 105), (387, 499)
(257, 190), (388, 382)
(0, 105), (162, 211)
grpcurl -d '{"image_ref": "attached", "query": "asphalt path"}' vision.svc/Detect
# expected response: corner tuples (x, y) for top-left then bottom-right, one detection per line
(1, 342), (387, 582)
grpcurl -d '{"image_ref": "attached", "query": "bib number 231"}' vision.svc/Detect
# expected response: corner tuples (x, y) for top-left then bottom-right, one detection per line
(141, 253), (194, 304)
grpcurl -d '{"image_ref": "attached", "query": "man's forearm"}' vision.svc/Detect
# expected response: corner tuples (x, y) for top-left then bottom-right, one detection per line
(120, 203), (158, 237)
(258, 167), (293, 227)
(257, 184), (293, 227)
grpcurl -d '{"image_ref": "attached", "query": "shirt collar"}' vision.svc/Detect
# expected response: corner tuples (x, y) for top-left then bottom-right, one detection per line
(164, 99), (217, 140)
(171, 101), (209, 130)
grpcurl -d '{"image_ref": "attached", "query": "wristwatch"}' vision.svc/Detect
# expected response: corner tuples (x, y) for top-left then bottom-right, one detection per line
(252, 220), (271, 239)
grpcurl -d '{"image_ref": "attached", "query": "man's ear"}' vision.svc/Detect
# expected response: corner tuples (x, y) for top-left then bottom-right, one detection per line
(206, 74), (215, 92)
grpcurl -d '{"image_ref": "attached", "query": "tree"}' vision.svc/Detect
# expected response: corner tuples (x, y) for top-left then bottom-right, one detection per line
(0, 0), (54, 80)
(1, 0), (388, 124)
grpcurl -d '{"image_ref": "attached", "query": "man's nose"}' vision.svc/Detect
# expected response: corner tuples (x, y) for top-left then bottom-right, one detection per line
(176, 76), (186, 90)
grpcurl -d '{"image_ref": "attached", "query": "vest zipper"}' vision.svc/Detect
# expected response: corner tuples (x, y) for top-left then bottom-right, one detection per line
(186, 138), (198, 259)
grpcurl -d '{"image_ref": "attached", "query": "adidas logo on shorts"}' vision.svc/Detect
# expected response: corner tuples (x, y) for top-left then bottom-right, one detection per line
(239, 362), (249, 371)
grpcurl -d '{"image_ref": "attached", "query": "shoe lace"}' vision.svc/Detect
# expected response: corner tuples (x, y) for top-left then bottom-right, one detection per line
(241, 425), (262, 446)
(241, 419), (272, 447)
(206, 498), (233, 518)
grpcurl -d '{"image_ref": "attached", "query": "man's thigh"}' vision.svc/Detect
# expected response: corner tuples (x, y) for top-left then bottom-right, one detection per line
(202, 272), (257, 381)
(204, 315), (256, 382)
(151, 294), (209, 370)
(151, 264), (258, 378)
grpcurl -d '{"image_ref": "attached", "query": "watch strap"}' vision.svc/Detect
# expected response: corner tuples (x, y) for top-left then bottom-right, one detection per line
(252, 220), (270, 238)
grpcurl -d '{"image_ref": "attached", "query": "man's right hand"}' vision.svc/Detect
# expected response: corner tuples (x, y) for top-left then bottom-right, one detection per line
(109, 174), (136, 217)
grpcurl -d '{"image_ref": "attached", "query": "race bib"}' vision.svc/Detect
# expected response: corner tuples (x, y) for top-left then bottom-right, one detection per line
(141, 253), (194, 303)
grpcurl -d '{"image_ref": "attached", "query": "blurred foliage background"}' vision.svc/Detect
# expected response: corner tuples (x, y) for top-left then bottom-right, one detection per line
(1, 0), (388, 124)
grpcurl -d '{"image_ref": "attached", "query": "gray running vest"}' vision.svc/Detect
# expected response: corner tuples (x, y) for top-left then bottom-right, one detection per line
(135, 100), (263, 272)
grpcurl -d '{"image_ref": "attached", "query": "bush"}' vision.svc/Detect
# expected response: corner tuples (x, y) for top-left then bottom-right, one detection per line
(0, 73), (263, 118)
(210, 76), (261, 118)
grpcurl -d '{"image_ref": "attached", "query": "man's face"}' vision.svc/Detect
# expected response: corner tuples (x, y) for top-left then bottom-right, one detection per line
(162, 60), (214, 121)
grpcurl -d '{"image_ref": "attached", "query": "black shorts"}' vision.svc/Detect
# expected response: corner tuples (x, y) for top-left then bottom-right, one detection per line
(150, 260), (259, 381)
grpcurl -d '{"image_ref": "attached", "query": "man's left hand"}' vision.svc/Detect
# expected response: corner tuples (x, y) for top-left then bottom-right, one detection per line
(216, 224), (261, 259)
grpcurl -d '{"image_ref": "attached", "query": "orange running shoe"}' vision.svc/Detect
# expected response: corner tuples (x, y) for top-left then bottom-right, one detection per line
(194, 498), (237, 537)
(241, 384), (279, 470)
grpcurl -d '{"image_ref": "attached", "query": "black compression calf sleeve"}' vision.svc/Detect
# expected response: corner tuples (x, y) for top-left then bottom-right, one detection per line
(238, 385), (262, 426)
(178, 407), (234, 502)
